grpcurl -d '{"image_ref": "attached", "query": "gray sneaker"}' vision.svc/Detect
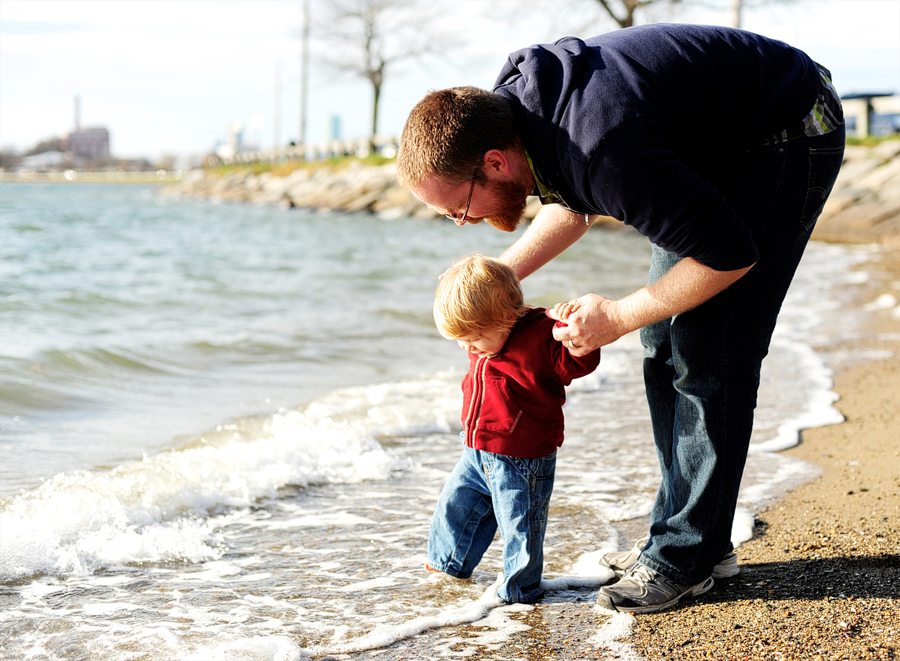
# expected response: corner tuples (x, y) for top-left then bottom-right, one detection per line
(596, 563), (715, 613)
(599, 537), (739, 578)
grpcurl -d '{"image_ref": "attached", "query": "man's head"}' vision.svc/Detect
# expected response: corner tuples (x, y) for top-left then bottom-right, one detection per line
(433, 254), (525, 357)
(398, 87), (533, 232)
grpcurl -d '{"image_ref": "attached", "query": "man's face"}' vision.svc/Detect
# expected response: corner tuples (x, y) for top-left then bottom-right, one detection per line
(411, 171), (531, 233)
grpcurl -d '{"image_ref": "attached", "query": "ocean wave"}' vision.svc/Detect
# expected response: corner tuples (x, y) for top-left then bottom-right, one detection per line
(0, 411), (406, 581)
(0, 363), (91, 415)
(43, 347), (172, 375)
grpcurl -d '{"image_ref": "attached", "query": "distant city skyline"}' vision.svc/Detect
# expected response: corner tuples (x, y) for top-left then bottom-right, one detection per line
(1, 0), (898, 162)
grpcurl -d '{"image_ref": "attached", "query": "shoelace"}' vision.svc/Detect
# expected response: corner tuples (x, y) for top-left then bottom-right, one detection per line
(627, 563), (658, 587)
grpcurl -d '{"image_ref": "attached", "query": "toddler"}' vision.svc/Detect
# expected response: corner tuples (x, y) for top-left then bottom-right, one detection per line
(427, 254), (601, 603)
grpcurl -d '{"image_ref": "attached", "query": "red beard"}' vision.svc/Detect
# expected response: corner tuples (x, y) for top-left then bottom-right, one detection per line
(481, 175), (531, 232)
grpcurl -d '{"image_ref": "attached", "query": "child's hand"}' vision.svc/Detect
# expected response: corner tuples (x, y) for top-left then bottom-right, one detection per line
(547, 294), (617, 356)
(551, 300), (581, 325)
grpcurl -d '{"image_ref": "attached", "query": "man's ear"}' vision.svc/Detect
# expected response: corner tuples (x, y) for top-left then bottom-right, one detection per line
(482, 148), (513, 179)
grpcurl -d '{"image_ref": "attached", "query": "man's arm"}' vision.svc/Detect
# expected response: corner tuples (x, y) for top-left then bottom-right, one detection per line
(499, 203), (600, 279)
(548, 257), (754, 354)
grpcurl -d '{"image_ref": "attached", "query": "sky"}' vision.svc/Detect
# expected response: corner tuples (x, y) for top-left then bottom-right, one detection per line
(1, 0), (898, 163)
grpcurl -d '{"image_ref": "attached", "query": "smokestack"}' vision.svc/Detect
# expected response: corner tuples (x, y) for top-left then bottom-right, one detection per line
(74, 95), (81, 131)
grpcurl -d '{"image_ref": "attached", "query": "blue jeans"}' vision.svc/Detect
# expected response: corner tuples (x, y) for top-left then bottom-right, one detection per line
(428, 446), (556, 603)
(638, 124), (846, 585)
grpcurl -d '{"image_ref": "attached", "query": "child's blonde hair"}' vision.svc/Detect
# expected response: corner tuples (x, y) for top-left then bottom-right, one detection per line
(434, 254), (525, 339)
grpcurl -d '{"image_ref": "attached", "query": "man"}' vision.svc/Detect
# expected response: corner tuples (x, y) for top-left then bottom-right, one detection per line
(396, 23), (844, 613)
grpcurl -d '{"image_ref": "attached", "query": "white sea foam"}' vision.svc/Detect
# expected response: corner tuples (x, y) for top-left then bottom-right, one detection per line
(731, 507), (757, 548)
(865, 292), (898, 312)
(590, 612), (642, 660)
(184, 636), (306, 661)
(555, 548), (618, 587)
(292, 371), (463, 437)
(749, 337), (844, 454)
(0, 413), (405, 580)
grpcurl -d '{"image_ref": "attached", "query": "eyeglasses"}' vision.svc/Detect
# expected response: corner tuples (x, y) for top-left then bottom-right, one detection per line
(446, 170), (477, 223)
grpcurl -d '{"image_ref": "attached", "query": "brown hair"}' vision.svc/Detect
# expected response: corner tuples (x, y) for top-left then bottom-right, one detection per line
(433, 254), (525, 339)
(397, 86), (519, 188)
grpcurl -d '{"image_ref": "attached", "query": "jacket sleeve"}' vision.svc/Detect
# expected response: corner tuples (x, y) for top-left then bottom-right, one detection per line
(548, 336), (601, 385)
(583, 119), (759, 271)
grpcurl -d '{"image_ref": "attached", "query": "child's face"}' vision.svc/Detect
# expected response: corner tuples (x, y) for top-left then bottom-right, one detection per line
(455, 327), (510, 359)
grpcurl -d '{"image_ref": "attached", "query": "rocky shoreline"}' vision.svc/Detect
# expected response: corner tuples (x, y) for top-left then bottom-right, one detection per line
(162, 140), (900, 244)
(161, 160), (431, 219)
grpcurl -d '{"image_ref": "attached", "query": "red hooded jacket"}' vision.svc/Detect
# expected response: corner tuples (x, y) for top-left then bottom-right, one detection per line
(461, 307), (601, 458)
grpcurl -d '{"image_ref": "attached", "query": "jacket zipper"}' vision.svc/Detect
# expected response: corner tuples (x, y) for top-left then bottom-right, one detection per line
(464, 355), (487, 445)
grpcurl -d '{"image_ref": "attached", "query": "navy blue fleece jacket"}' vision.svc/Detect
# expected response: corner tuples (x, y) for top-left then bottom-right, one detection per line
(492, 24), (822, 271)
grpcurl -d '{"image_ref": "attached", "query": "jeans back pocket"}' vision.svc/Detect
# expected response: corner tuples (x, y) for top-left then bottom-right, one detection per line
(800, 143), (845, 232)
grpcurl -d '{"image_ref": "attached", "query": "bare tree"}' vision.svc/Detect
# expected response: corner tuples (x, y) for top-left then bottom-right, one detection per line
(316, 0), (448, 153)
(528, 0), (799, 35)
(500, 0), (690, 40)
(591, 0), (683, 29)
(722, 0), (800, 28)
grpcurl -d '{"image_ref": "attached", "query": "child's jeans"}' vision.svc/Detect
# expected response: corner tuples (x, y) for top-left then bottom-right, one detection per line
(427, 446), (556, 603)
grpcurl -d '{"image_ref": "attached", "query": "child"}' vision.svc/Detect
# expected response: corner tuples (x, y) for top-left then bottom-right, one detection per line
(427, 254), (601, 603)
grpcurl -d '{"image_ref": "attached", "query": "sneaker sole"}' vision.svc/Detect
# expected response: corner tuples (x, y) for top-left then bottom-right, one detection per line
(596, 576), (715, 614)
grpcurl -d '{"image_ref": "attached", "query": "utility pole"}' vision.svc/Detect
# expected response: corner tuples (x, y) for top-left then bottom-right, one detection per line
(299, 0), (310, 159)
(731, 0), (742, 28)
(274, 60), (282, 153)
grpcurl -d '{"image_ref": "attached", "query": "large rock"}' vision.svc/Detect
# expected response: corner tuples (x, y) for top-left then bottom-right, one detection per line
(813, 141), (900, 244)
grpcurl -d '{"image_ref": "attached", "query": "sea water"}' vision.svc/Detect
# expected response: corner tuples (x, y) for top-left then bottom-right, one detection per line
(0, 182), (870, 659)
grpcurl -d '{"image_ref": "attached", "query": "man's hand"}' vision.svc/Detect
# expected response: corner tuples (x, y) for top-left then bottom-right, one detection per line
(547, 294), (623, 356)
